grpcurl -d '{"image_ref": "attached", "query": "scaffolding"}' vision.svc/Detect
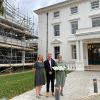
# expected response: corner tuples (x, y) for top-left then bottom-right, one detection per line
(0, 0), (38, 73)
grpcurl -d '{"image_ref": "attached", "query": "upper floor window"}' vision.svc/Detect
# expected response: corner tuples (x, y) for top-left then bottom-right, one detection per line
(71, 6), (78, 14)
(71, 21), (78, 34)
(54, 46), (60, 59)
(54, 11), (60, 17)
(91, 0), (99, 9)
(92, 17), (100, 27)
(54, 24), (60, 36)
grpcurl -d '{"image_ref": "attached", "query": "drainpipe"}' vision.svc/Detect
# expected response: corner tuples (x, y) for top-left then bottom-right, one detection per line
(46, 12), (48, 59)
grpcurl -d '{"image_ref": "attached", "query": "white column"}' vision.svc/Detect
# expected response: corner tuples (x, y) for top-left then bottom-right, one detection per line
(76, 40), (84, 71)
(84, 43), (88, 65)
(80, 40), (84, 61)
(80, 40), (84, 70)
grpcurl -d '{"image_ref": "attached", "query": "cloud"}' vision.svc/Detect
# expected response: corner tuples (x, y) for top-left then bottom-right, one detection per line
(14, 0), (21, 7)
(7, 0), (65, 31)
(7, 0), (65, 15)
(40, 0), (65, 7)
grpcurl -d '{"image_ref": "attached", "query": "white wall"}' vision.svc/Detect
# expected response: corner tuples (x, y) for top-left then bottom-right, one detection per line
(38, 13), (47, 59)
(37, 0), (100, 63)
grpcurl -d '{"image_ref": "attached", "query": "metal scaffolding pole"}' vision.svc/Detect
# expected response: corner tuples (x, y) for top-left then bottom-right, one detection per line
(0, 0), (38, 74)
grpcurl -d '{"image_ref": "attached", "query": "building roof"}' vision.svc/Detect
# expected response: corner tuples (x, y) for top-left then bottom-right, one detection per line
(34, 0), (87, 14)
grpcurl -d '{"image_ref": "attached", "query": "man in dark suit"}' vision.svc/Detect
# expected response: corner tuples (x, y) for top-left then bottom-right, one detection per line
(44, 53), (56, 97)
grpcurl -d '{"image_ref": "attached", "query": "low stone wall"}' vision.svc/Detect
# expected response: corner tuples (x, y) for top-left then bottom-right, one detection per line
(80, 94), (100, 100)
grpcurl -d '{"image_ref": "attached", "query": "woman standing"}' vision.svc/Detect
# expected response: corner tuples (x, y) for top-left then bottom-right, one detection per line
(56, 55), (67, 96)
(33, 55), (45, 98)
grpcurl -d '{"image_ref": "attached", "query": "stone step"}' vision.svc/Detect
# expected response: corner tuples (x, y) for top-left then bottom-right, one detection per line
(85, 65), (100, 71)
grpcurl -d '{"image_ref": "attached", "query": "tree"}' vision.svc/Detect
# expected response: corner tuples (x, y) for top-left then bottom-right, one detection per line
(0, 0), (4, 16)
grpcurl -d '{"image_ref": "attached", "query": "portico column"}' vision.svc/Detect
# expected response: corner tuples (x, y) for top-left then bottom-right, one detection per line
(76, 40), (84, 71)
(80, 40), (84, 62)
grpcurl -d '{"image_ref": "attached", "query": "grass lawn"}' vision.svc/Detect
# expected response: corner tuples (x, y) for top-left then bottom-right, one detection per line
(0, 70), (72, 99)
(0, 71), (34, 99)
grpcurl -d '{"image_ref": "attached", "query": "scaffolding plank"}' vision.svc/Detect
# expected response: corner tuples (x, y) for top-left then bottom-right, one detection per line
(0, 42), (34, 51)
(0, 63), (34, 67)
(0, 16), (26, 30)
(0, 21), (33, 37)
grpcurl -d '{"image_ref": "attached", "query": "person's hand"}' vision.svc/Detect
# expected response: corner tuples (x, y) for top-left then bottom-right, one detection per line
(49, 71), (52, 75)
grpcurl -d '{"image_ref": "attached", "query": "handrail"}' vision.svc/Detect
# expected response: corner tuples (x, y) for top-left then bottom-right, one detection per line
(66, 61), (76, 70)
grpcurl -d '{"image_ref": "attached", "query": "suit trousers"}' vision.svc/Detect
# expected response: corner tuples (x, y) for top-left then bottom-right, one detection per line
(46, 74), (55, 93)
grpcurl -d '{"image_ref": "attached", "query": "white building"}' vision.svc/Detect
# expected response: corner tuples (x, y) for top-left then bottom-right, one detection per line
(34, 0), (100, 71)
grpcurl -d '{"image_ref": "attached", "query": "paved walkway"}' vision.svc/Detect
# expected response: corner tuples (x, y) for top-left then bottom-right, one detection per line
(10, 71), (100, 100)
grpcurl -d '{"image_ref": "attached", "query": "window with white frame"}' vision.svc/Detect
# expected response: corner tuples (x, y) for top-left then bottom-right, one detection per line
(71, 6), (78, 14)
(54, 11), (60, 17)
(54, 24), (60, 36)
(71, 21), (78, 34)
(92, 17), (100, 27)
(71, 45), (76, 59)
(91, 0), (99, 9)
(54, 46), (60, 59)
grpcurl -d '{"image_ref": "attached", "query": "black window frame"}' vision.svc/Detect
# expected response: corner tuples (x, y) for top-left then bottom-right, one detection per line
(71, 21), (78, 34)
(71, 6), (78, 14)
(92, 17), (100, 27)
(54, 11), (60, 17)
(91, 0), (99, 9)
(71, 45), (76, 59)
(54, 46), (60, 59)
(54, 24), (60, 36)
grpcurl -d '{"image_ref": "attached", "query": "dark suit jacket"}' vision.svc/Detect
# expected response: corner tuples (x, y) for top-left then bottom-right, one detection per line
(44, 59), (56, 77)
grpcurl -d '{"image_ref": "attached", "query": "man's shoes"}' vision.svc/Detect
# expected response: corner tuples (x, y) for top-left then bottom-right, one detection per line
(52, 92), (55, 96)
(60, 92), (64, 96)
(36, 95), (41, 98)
(45, 92), (49, 97)
(39, 94), (43, 96)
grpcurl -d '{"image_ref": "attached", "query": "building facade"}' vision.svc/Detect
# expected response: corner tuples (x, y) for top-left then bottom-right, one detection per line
(35, 0), (100, 71)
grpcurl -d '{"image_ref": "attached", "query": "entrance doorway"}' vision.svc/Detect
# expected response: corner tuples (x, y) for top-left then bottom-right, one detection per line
(88, 43), (100, 65)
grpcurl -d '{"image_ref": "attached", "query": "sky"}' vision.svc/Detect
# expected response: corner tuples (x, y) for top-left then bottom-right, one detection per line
(7, 0), (65, 31)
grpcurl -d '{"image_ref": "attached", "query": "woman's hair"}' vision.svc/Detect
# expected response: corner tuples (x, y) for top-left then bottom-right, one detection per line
(37, 55), (43, 62)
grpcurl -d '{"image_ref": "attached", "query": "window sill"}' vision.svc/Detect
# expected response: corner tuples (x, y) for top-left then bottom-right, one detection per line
(69, 12), (79, 16)
(69, 34), (75, 36)
(90, 7), (100, 11)
(52, 36), (61, 38)
(53, 16), (60, 20)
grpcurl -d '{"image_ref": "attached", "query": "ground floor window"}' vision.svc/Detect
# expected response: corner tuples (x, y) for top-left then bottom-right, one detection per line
(71, 45), (76, 59)
(54, 46), (60, 59)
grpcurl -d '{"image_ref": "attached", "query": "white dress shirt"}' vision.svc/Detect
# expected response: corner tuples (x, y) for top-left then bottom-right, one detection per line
(49, 59), (52, 68)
